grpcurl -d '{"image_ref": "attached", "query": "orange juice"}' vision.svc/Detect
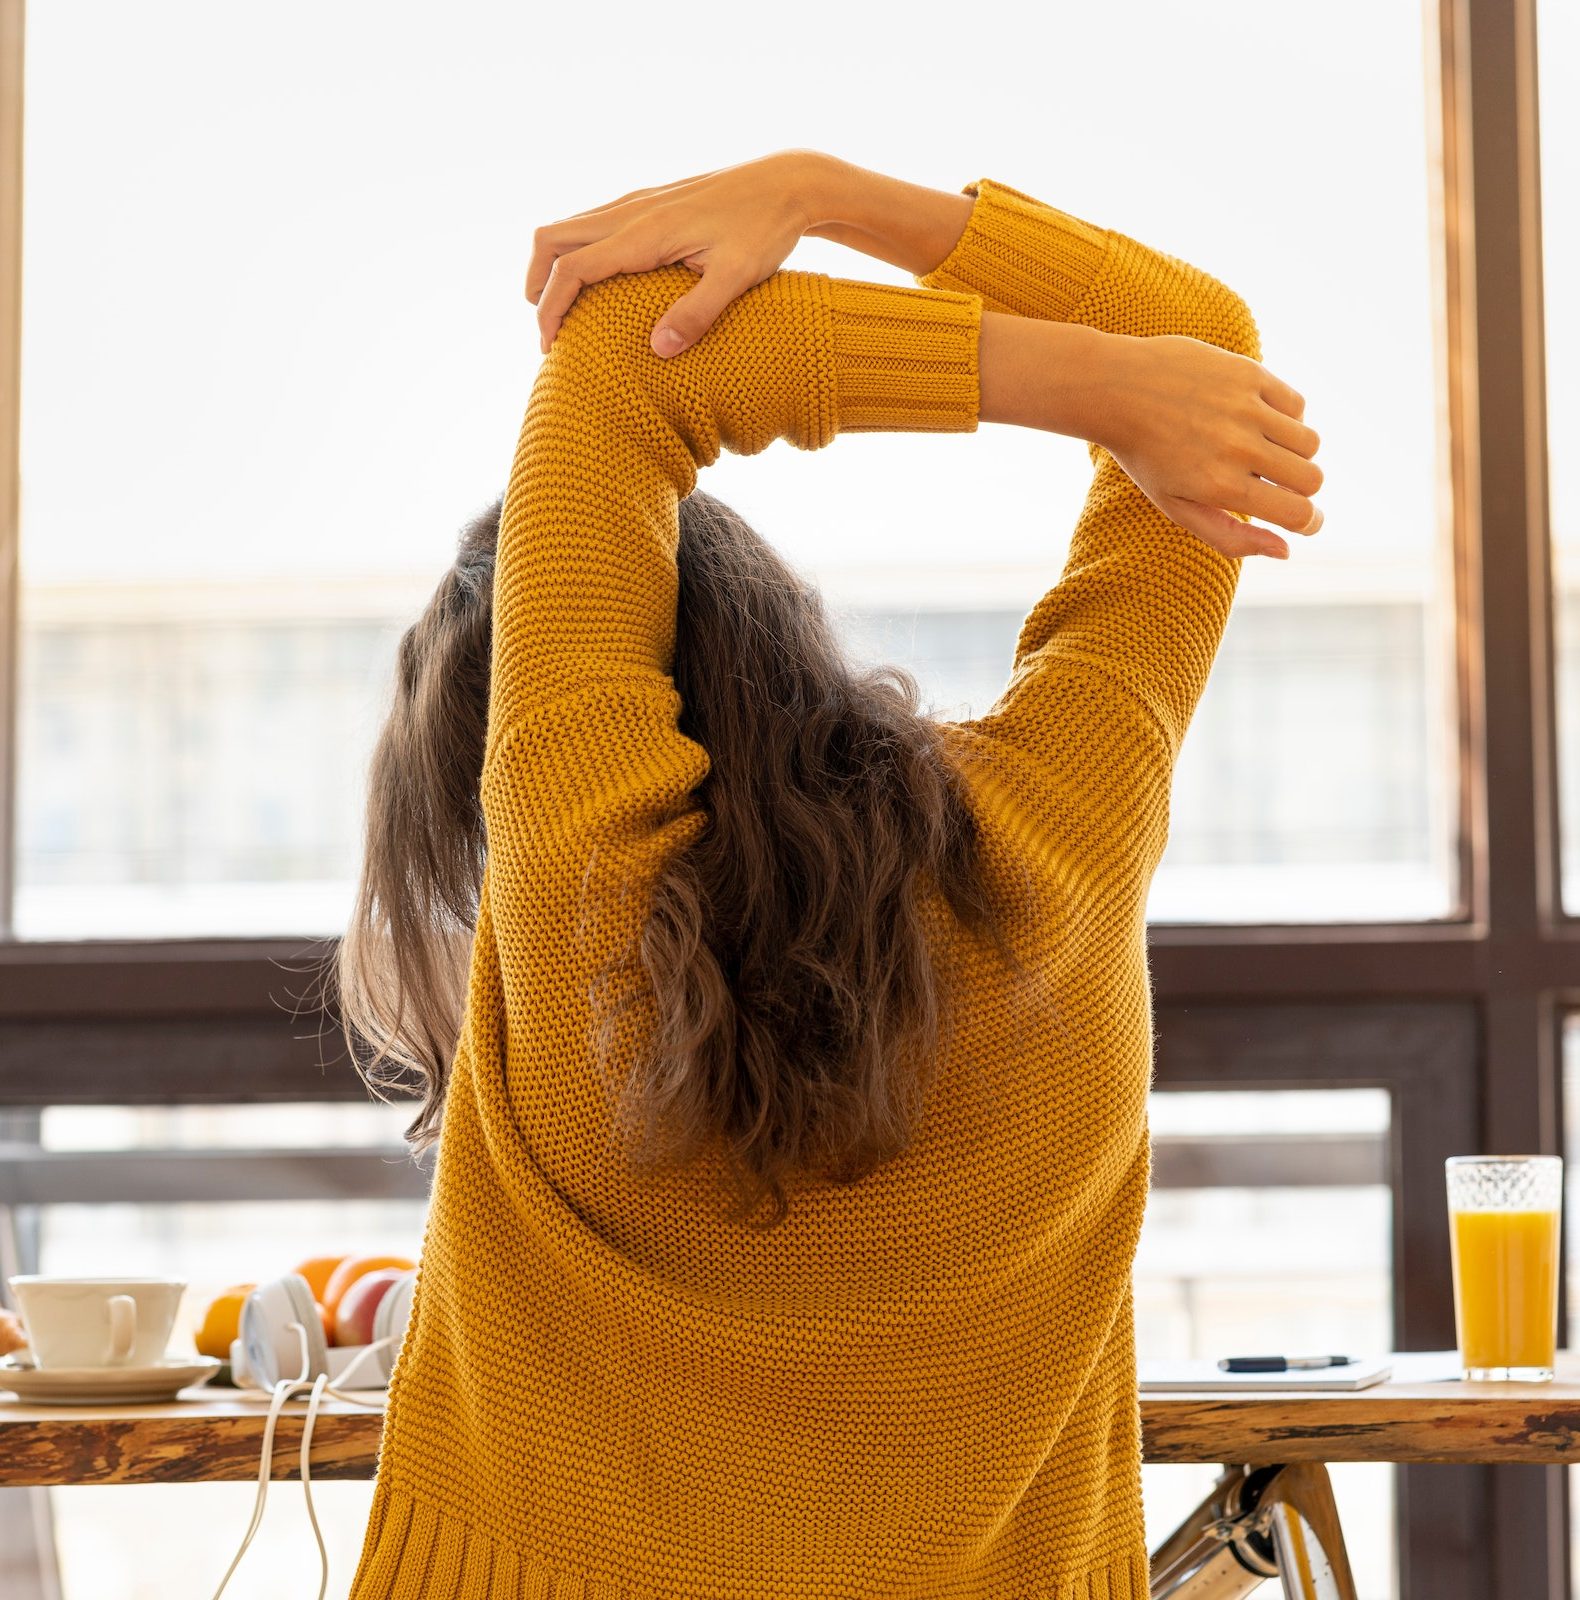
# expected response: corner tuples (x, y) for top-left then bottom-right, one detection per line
(1448, 1206), (1560, 1371)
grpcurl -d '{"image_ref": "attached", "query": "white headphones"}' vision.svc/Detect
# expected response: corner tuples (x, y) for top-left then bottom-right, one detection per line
(233, 1269), (414, 1389)
(211, 1269), (416, 1600)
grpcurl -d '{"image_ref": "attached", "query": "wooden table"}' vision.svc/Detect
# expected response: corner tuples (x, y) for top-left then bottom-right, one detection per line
(3, 1350), (1579, 1486)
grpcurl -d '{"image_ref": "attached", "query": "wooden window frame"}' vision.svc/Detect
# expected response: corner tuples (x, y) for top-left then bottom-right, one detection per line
(0, 0), (1566, 1593)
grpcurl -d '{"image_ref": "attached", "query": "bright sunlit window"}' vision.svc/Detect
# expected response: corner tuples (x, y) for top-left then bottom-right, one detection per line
(16, 0), (1453, 937)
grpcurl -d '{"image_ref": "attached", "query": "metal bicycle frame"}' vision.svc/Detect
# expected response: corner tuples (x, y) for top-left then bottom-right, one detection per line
(1150, 1463), (1360, 1599)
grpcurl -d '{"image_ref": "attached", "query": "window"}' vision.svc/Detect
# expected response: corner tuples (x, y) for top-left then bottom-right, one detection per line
(23, 1102), (423, 1594)
(1139, 1088), (1397, 1599)
(0, 0), (1567, 1595)
(15, 0), (1452, 935)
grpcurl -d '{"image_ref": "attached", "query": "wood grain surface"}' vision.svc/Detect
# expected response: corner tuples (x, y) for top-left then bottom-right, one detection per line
(7, 1353), (1580, 1485)
(0, 1387), (388, 1486)
(1141, 1349), (1580, 1465)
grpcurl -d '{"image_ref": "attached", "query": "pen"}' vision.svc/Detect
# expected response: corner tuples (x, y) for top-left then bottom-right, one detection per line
(1217, 1355), (1358, 1372)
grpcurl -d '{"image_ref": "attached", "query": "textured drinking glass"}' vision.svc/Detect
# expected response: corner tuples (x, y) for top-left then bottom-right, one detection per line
(1445, 1155), (1563, 1381)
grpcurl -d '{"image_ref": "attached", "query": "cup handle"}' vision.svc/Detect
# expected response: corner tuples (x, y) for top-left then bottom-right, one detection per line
(106, 1294), (137, 1364)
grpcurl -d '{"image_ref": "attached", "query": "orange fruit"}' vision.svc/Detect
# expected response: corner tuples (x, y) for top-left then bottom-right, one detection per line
(321, 1254), (416, 1319)
(316, 1298), (336, 1348)
(0, 1307), (28, 1358)
(195, 1284), (257, 1360)
(289, 1255), (351, 1302)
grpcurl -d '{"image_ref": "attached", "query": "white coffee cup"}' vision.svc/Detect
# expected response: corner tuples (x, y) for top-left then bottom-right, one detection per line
(7, 1276), (186, 1369)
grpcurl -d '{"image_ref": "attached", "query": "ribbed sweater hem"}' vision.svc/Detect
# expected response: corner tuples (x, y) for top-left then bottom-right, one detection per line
(823, 276), (981, 435)
(349, 1477), (1153, 1600)
(915, 177), (1112, 323)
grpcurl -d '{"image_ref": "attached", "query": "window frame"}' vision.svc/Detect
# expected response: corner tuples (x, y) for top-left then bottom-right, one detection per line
(0, 0), (1568, 1594)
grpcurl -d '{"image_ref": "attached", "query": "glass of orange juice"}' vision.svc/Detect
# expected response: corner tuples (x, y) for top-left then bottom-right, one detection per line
(1445, 1154), (1563, 1381)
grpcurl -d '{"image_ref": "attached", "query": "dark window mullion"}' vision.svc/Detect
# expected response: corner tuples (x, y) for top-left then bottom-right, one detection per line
(1436, 0), (1568, 1597)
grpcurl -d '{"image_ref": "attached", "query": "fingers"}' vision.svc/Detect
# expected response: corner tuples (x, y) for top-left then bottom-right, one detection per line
(532, 236), (756, 360)
(1230, 473), (1323, 536)
(527, 173), (720, 303)
(649, 264), (755, 357)
(526, 201), (672, 302)
(534, 235), (665, 353)
(1260, 403), (1321, 462)
(535, 253), (599, 353)
(1259, 368), (1307, 421)
(525, 223), (595, 308)
(526, 218), (663, 308)
(1252, 437), (1324, 499)
(1161, 494), (1290, 560)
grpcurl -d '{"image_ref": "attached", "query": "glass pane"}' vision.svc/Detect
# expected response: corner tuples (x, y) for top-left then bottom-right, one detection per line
(40, 1196), (421, 1600)
(39, 1100), (413, 1151)
(1139, 1088), (1397, 1598)
(15, 0), (1453, 937)
(4, 1093), (1400, 1596)
(3, 1101), (424, 1599)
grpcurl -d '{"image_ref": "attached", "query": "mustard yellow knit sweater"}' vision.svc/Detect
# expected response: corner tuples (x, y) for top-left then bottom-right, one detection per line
(349, 176), (1256, 1599)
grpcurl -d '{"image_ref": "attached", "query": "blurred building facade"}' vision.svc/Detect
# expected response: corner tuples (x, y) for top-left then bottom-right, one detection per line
(15, 575), (1452, 936)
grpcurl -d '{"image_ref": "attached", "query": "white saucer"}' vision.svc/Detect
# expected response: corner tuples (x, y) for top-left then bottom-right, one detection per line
(0, 1354), (222, 1404)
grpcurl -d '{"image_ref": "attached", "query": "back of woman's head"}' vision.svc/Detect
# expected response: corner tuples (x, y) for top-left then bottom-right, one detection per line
(336, 488), (1008, 1230)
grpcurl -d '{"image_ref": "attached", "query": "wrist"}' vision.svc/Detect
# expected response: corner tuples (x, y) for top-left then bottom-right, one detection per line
(794, 152), (868, 237)
(797, 159), (974, 278)
(1051, 324), (1136, 448)
(979, 315), (1120, 441)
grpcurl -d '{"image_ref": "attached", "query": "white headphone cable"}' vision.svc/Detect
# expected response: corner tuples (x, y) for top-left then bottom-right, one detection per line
(209, 1321), (396, 1600)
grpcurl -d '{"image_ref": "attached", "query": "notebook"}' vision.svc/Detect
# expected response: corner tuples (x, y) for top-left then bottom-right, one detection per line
(1137, 1355), (1395, 1392)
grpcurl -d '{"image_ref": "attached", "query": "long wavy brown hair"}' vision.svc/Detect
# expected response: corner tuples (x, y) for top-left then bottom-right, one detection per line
(333, 488), (1014, 1229)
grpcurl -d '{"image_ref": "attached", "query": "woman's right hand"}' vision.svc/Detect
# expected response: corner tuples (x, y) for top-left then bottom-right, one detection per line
(526, 150), (826, 358)
(1087, 331), (1324, 560)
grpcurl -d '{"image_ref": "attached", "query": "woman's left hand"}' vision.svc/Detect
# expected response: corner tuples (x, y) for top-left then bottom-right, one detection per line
(525, 149), (824, 358)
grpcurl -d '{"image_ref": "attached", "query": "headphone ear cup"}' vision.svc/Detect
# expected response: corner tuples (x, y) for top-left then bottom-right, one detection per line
(239, 1273), (329, 1387)
(282, 1272), (329, 1376)
(371, 1269), (417, 1382)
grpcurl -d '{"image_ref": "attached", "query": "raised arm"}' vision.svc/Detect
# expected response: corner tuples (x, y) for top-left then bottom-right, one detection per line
(488, 267), (980, 747)
(818, 169), (1297, 869)
(810, 165), (1255, 367)
(526, 154), (1315, 574)
(502, 155), (1317, 955)
(926, 174), (1264, 740)
(479, 266), (982, 1125)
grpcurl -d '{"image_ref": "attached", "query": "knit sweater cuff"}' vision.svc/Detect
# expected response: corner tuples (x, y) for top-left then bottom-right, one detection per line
(823, 277), (981, 435)
(915, 177), (1112, 323)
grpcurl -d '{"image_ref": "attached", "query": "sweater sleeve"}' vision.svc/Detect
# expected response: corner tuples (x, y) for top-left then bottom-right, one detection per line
(478, 267), (980, 1084)
(915, 177), (1260, 869)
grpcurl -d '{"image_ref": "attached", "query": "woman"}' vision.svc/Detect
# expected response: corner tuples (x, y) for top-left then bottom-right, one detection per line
(336, 151), (1322, 1599)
